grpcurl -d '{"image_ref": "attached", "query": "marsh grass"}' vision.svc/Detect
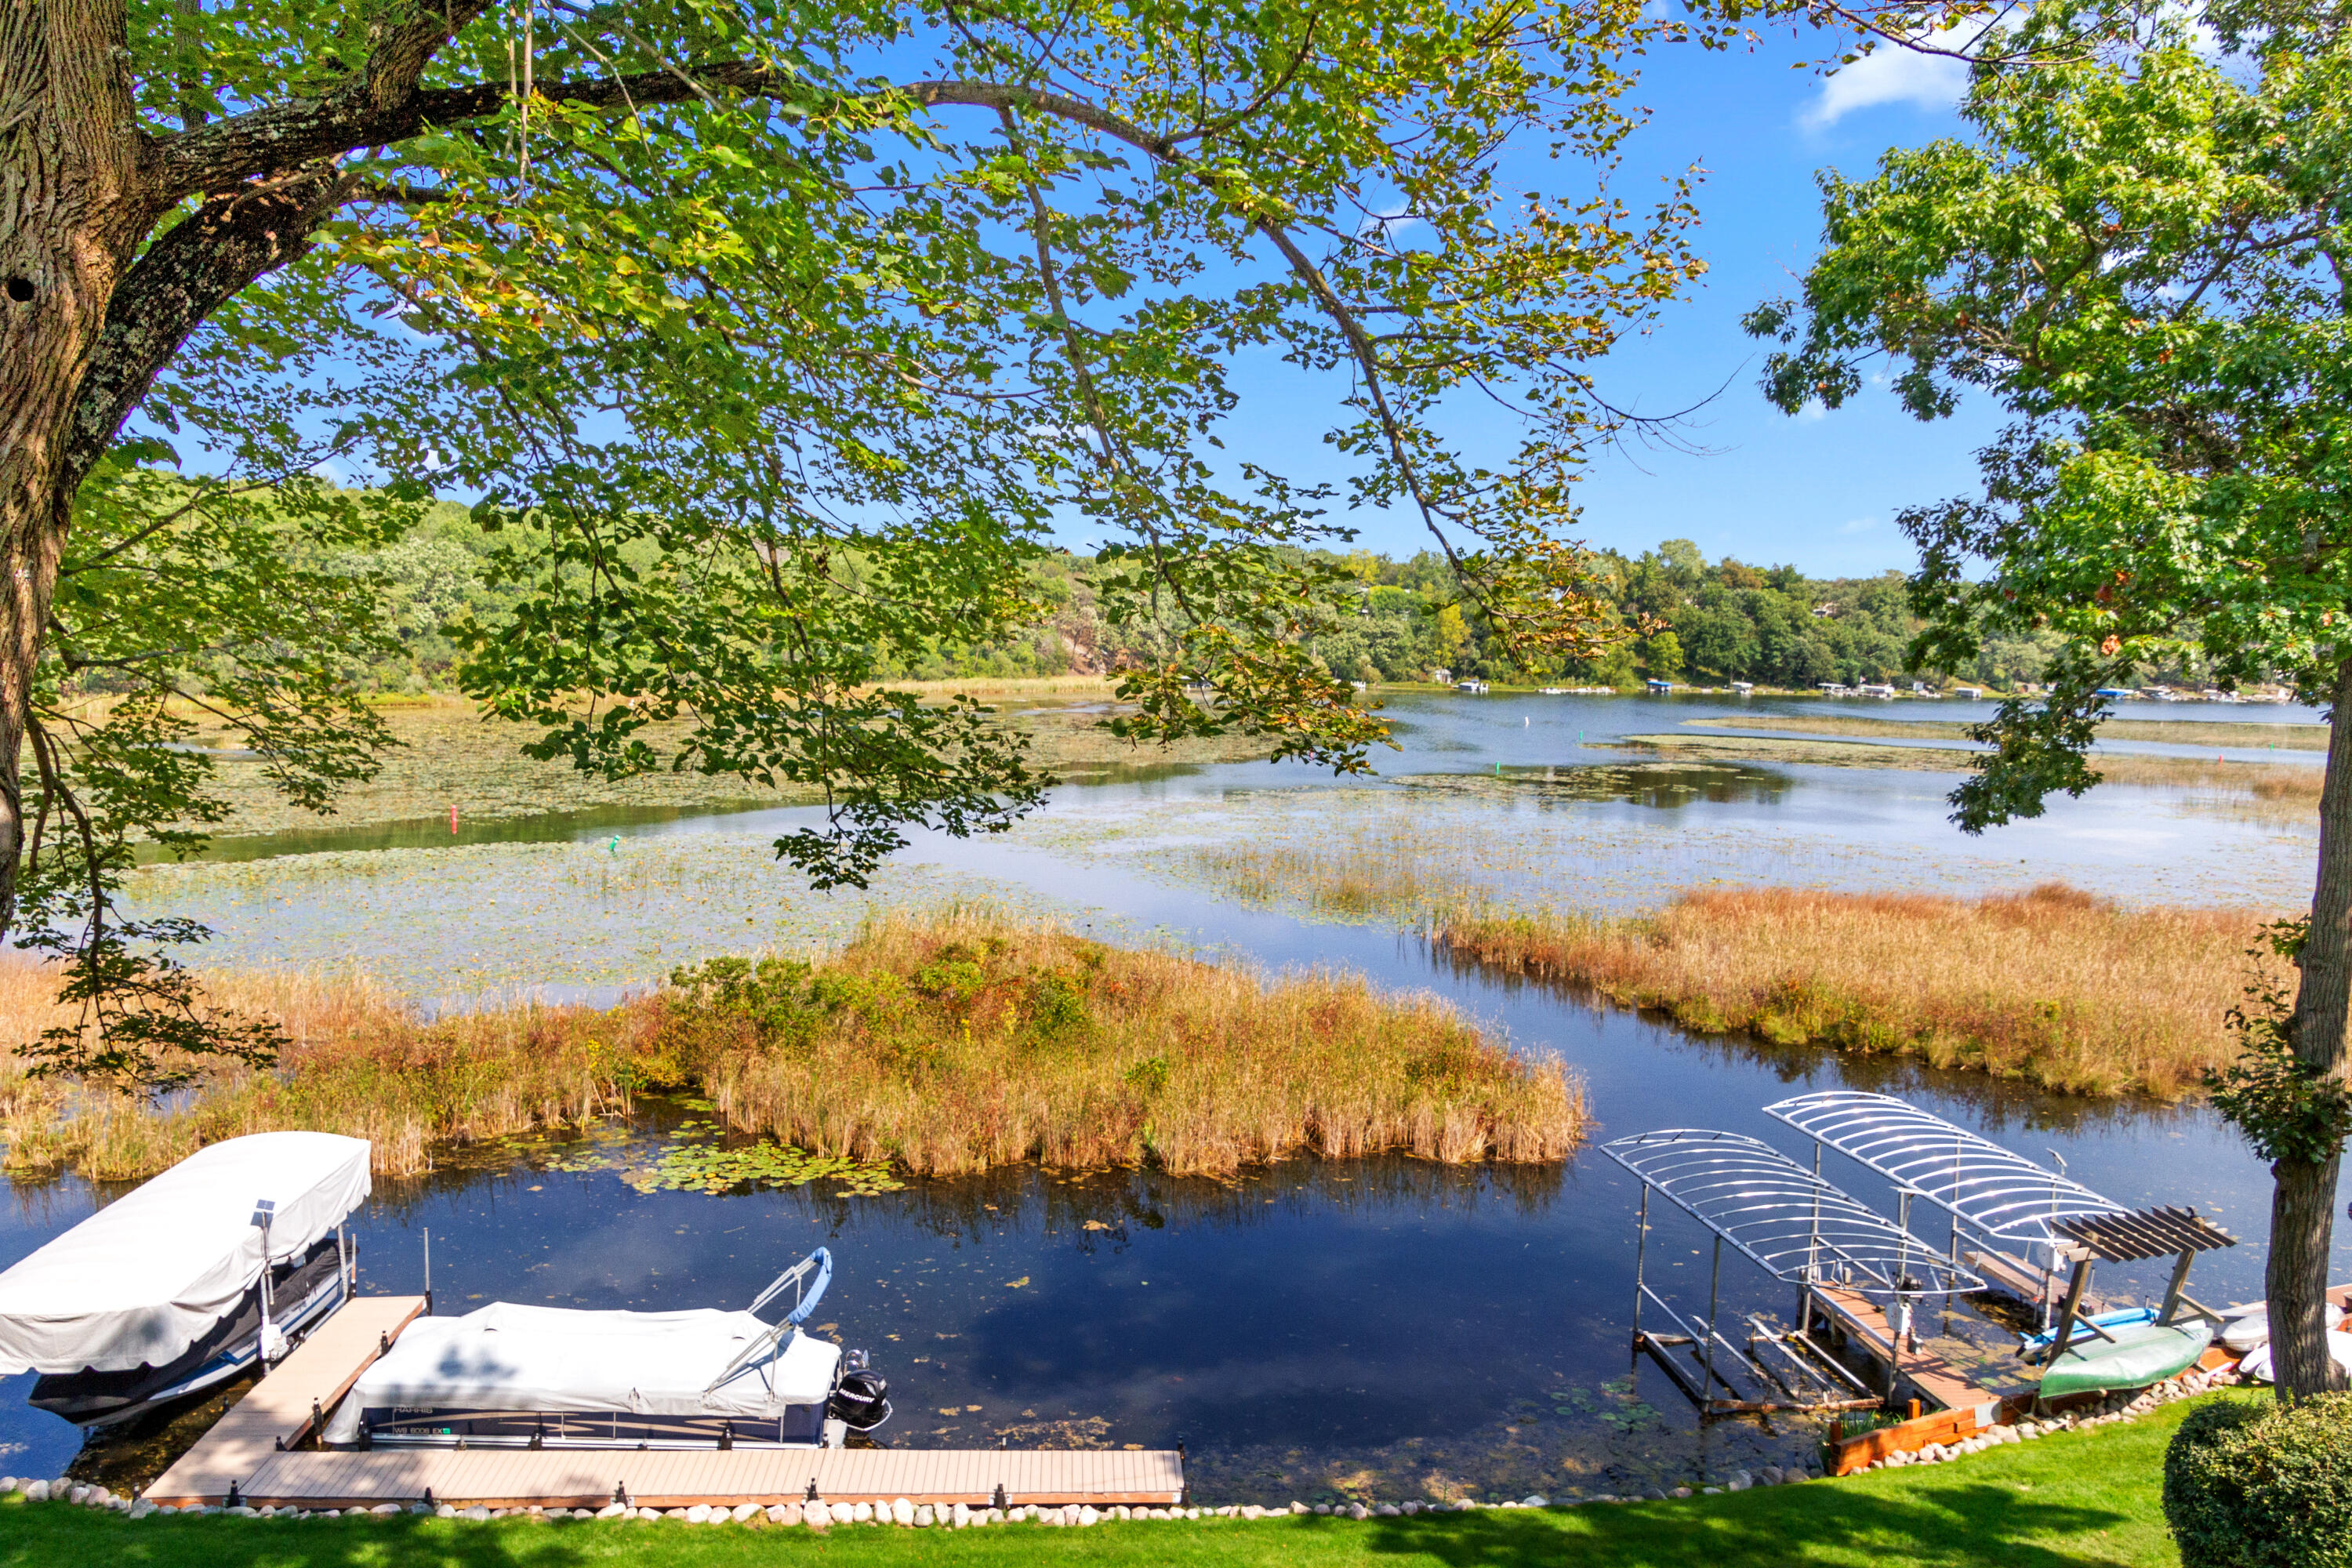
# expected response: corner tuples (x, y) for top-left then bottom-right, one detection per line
(0, 964), (659, 1180)
(1189, 822), (1454, 921)
(168, 688), (1260, 840)
(1686, 712), (2328, 750)
(1633, 727), (2323, 824)
(1432, 884), (2268, 1098)
(0, 909), (1580, 1182)
(691, 907), (1583, 1177)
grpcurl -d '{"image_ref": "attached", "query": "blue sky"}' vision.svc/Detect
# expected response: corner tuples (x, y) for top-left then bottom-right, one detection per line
(1201, 27), (2008, 580)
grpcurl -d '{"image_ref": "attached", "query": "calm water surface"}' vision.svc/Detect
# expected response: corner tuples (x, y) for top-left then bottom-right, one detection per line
(0, 693), (2331, 1499)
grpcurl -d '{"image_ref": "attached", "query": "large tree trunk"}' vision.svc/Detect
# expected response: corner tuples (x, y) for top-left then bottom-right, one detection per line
(0, 0), (147, 938)
(2271, 652), (2352, 1400)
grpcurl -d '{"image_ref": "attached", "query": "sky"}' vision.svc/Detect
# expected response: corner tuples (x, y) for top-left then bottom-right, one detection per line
(1192, 24), (2005, 580)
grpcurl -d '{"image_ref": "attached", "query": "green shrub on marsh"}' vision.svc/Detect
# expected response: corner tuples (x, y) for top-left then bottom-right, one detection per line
(2165, 1392), (2352, 1568)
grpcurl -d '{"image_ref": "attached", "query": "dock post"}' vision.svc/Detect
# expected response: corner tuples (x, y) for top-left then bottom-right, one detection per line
(1632, 1187), (1650, 1354)
(2047, 1257), (2095, 1364)
(1701, 1234), (1724, 1401)
(2157, 1250), (2196, 1326)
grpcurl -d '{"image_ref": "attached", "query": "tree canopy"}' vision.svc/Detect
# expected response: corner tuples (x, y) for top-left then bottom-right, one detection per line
(1748, 0), (2352, 1396)
(0, 0), (1767, 1080)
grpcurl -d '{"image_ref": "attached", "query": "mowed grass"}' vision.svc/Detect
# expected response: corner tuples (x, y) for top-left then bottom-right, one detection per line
(0, 1392), (2220, 1566)
(0, 908), (1581, 1181)
(1435, 884), (2269, 1098)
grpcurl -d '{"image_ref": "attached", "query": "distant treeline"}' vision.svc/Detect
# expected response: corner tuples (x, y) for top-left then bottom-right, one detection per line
(176, 499), (2077, 694)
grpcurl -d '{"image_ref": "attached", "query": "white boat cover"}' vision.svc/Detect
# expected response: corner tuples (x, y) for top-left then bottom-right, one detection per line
(322, 1302), (842, 1444)
(0, 1131), (371, 1377)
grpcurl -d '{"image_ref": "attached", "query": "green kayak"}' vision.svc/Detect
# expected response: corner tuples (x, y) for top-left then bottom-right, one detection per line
(2039, 1318), (2213, 1399)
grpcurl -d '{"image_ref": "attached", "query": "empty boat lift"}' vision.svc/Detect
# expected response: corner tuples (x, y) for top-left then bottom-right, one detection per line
(1766, 1091), (2147, 1323)
(1602, 1129), (1981, 1419)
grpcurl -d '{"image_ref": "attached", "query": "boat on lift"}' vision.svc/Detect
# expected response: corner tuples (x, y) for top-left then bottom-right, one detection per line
(0, 1131), (370, 1427)
(321, 1247), (891, 1450)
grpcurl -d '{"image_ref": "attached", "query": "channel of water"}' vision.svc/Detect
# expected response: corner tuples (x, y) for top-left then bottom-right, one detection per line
(0, 692), (2334, 1502)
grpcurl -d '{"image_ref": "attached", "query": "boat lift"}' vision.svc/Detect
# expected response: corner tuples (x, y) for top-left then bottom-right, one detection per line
(1602, 1129), (1981, 1419)
(1764, 1091), (2234, 1330)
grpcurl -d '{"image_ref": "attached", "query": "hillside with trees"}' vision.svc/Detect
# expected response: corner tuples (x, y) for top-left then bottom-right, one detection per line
(306, 506), (2052, 695)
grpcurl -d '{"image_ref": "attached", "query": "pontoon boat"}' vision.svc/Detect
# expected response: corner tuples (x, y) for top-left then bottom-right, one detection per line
(321, 1247), (891, 1450)
(0, 1131), (370, 1426)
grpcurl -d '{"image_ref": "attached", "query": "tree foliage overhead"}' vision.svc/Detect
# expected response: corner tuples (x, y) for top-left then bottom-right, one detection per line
(100, 0), (1721, 894)
(1745, 2), (2352, 826)
(1747, 0), (2352, 1399)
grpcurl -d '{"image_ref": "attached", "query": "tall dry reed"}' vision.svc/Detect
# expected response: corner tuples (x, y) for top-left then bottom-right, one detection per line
(690, 908), (1584, 1177)
(1433, 884), (2271, 1099)
(0, 909), (1581, 1182)
(0, 962), (667, 1180)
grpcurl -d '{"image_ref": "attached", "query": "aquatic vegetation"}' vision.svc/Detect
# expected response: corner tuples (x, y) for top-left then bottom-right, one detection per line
(120, 837), (1078, 998)
(1650, 723), (2322, 826)
(692, 907), (1585, 1178)
(1033, 777), (2315, 924)
(165, 693), (1264, 842)
(1432, 884), (2273, 1099)
(623, 1137), (904, 1197)
(0, 908), (1581, 1182)
(1682, 713), (2328, 752)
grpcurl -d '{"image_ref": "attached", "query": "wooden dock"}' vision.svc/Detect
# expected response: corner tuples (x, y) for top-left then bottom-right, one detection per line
(142, 1293), (1184, 1510)
(223, 1446), (1185, 1510)
(1809, 1285), (2002, 1415)
(147, 1294), (425, 1508)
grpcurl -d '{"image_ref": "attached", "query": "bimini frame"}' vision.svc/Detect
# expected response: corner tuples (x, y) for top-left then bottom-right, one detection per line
(1762, 1091), (2125, 1324)
(1602, 1129), (1980, 1417)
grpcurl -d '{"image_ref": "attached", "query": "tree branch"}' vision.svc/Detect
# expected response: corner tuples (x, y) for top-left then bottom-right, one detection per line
(60, 163), (357, 503)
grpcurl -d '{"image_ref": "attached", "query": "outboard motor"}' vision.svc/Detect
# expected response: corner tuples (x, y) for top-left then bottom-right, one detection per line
(830, 1366), (892, 1433)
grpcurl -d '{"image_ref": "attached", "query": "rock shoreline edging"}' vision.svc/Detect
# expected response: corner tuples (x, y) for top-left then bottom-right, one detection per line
(0, 1378), (2230, 1530)
(1845, 1363), (2241, 1473)
(0, 1483), (1761, 1526)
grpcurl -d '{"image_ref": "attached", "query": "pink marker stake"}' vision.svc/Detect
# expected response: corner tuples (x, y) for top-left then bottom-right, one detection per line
(450, 804), (459, 834)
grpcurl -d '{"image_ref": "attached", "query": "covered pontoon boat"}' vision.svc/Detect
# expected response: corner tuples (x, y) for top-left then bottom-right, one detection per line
(0, 1131), (370, 1426)
(323, 1247), (890, 1450)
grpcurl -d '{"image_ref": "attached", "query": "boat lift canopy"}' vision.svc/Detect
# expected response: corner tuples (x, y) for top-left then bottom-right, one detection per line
(1763, 1091), (2123, 1244)
(1602, 1129), (1981, 1297)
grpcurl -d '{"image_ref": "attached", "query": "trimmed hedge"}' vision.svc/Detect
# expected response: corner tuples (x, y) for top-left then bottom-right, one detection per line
(2166, 1392), (2352, 1567)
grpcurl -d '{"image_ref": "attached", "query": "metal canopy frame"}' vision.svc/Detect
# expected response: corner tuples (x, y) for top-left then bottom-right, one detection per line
(1762, 1091), (2122, 1244)
(1602, 1128), (1979, 1420)
(1602, 1129), (1984, 1297)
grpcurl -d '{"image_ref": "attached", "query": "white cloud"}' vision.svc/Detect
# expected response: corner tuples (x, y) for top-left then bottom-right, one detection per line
(1792, 401), (1829, 423)
(1799, 32), (1973, 131)
(1839, 516), (1877, 533)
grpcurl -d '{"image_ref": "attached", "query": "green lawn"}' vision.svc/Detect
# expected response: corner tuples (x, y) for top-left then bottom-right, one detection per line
(0, 1394), (2228, 1568)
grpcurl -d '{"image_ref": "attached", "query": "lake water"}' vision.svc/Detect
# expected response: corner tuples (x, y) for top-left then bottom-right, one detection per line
(0, 692), (2331, 1502)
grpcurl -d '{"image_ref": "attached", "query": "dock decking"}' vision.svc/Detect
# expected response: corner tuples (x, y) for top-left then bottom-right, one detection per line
(1809, 1285), (2002, 1414)
(147, 1294), (426, 1508)
(142, 1294), (1184, 1510)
